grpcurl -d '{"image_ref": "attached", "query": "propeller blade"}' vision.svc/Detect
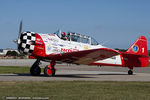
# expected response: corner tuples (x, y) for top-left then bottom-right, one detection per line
(18, 20), (22, 39)
(17, 20), (23, 45)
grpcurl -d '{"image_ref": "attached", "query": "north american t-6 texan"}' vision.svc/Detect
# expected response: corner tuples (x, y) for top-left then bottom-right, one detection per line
(14, 21), (149, 77)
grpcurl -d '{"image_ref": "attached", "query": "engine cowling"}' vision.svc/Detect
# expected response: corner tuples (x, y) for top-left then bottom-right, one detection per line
(18, 31), (36, 55)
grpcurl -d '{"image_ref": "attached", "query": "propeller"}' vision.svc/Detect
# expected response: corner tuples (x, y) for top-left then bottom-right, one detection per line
(14, 21), (23, 45)
(18, 20), (22, 41)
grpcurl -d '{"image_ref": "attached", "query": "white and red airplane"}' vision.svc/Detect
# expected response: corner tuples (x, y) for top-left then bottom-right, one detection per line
(14, 21), (149, 76)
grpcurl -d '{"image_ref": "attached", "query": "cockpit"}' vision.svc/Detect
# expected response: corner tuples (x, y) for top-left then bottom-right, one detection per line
(53, 30), (99, 45)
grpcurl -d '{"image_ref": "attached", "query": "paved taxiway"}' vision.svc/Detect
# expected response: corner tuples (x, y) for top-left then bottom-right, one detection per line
(0, 59), (150, 81)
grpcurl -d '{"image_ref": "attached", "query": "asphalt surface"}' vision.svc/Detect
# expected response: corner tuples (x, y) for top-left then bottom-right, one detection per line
(0, 59), (150, 81)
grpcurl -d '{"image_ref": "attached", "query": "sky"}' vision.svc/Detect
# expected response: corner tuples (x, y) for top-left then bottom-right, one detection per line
(0, 0), (150, 49)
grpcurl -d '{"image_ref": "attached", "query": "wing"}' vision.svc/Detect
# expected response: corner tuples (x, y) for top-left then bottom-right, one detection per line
(46, 48), (120, 65)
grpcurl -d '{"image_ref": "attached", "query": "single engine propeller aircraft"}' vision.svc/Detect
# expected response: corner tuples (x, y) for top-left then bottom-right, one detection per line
(14, 21), (149, 76)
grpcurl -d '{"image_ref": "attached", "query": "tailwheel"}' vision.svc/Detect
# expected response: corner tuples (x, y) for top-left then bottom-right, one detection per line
(128, 70), (133, 75)
(30, 59), (41, 76)
(44, 65), (56, 77)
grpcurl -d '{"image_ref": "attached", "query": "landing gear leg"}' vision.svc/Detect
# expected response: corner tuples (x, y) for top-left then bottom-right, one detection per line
(44, 60), (56, 77)
(128, 67), (133, 75)
(30, 59), (41, 76)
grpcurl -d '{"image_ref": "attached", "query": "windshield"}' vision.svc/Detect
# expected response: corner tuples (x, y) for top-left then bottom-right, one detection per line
(53, 29), (61, 38)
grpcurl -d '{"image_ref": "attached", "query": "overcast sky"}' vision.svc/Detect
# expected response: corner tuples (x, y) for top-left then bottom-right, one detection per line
(0, 0), (150, 49)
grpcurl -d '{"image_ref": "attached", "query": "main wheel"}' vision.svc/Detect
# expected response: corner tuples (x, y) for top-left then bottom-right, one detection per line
(30, 66), (41, 76)
(44, 66), (56, 77)
(128, 70), (133, 75)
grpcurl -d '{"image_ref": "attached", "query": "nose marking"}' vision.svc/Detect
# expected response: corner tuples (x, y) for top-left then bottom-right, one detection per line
(18, 32), (36, 54)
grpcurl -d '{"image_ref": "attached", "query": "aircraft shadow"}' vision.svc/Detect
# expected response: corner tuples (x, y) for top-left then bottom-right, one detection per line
(0, 73), (131, 78)
(17, 73), (96, 78)
(97, 73), (129, 75)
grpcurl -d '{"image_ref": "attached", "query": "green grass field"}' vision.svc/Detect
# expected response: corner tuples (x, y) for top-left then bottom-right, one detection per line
(0, 81), (150, 100)
(0, 66), (44, 74)
(0, 66), (30, 74)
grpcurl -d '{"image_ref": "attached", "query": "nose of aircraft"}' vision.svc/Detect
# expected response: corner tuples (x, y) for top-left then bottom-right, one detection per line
(18, 31), (36, 55)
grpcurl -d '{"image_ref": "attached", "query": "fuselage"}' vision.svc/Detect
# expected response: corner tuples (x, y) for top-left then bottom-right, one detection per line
(18, 31), (149, 68)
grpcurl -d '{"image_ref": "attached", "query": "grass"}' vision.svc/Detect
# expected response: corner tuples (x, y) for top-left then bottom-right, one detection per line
(0, 66), (30, 74)
(0, 66), (44, 74)
(0, 81), (150, 100)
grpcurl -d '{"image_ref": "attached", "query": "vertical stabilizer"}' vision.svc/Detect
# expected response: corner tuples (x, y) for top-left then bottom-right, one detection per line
(126, 36), (148, 56)
(122, 36), (149, 67)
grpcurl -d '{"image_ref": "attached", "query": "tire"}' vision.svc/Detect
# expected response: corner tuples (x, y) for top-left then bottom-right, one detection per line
(128, 70), (133, 75)
(44, 65), (56, 77)
(30, 66), (41, 76)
